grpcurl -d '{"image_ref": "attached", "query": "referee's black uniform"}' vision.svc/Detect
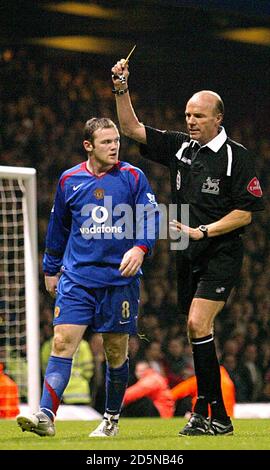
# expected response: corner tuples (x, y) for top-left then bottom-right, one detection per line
(141, 126), (264, 314)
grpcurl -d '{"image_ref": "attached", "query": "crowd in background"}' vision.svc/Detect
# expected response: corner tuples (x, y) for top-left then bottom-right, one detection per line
(1, 49), (270, 413)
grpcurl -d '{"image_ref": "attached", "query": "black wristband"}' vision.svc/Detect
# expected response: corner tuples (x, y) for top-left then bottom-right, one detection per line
(112, 88), (128, 96)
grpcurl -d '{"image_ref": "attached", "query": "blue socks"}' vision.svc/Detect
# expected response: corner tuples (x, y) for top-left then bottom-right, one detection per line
(105, 359), (129, 420)
(40, 355), (72, 420)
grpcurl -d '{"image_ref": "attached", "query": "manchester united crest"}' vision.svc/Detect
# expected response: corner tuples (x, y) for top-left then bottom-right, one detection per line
(94, 188), (104, 200)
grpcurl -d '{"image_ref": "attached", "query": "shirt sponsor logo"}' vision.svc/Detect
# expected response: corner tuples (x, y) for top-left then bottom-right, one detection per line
(79, 196), (158, 240)
(247, 177), (262, 197)
(80, 203), (123, 236)
(201, 177), (220, 194)
(80, 225), (123, 235)
(92, 206), (108, 224)
(94, 188), (104, 200)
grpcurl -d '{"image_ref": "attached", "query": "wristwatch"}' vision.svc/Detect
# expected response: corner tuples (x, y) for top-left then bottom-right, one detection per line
(198, 225), (208, 239)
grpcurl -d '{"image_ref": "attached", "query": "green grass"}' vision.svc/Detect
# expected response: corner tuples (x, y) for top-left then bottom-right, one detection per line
(1, 418), (270, 450)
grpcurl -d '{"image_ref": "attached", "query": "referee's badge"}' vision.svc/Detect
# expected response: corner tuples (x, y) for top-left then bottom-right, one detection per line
(176, 170), (181, 190)
(94, 188), (104, 200)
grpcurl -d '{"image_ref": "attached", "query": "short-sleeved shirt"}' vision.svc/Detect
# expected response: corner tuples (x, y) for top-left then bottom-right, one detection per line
(140, 126), (264, 310)
(140, 126), (264, 261)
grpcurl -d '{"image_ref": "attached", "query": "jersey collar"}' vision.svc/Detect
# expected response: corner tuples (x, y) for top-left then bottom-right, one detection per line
(203, 127), (227, 153)
(190, 127), (227, 153)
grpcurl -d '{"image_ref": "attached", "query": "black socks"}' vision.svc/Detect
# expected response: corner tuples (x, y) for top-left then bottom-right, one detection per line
(192, 334), (228, 421)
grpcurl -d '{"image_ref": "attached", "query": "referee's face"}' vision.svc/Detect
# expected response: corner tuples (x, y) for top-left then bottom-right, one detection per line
(185, 93), (222, 145)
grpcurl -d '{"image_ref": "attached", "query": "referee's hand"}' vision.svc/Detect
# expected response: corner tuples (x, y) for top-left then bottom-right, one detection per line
(169, 220), (204, 240)
(119, 247), (145, 277)
(44, 274), (59, 298)
(111, 59), (129, 88)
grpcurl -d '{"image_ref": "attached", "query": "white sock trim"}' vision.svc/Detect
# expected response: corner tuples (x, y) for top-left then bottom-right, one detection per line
(192, 337), (214, 345)
(40, 407), (56, 420)
(104, 412), (120, 421)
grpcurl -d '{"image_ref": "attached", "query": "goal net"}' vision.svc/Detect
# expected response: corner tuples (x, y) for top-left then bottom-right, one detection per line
(0, 166), (40, 413)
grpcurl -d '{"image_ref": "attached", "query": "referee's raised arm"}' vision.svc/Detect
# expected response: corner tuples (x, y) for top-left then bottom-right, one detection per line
(111, 59), (146, 144)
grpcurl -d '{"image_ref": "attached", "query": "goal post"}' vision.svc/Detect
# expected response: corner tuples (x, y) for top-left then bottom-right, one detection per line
(0, 166), (40, 413)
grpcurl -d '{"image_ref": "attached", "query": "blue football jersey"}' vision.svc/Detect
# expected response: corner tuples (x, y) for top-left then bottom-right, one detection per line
(43, 161), (160, 288)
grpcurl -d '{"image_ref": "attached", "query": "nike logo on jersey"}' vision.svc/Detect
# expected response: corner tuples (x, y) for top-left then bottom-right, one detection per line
(119, 320), (131, 325)
(73, 184), (83, 191)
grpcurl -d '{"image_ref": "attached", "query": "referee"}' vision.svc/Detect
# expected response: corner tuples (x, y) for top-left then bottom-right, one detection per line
(111, 59), (264, 436)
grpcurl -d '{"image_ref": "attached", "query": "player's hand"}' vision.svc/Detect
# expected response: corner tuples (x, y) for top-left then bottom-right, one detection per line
(111, 59), (129, 88)
(169, 220), (204, 240)
(119, 246), (145, 277)
(44, 274), (60, 298)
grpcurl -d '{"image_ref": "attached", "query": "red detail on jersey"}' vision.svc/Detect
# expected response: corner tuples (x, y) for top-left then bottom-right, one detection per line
(136, 245), (148, 254)
(60, 163), (85, 189)
(120, 166), (139, 184)
(82, 161), (119, 179)
(247, 177), (263, 197)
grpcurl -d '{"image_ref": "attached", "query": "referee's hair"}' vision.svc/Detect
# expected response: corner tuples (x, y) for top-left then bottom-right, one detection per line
(205, 90), (224, 116)
(84, 117), (117, 142)
(215, 95), (225, 116)
(192, 90), (225, 116)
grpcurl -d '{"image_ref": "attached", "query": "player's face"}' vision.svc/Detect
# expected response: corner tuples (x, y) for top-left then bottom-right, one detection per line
(90, 127), (120, 166)
(185, 95), (222, 145)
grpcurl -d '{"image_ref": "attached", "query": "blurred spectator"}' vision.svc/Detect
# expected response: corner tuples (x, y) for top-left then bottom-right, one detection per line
(122, 361), (174, 418)
(144, 341), (165, 376)
(171, 365), (235, 417)
(239, 343), (263, 401)
(222, 354), (253, 402)
(0, 363), (20, 418)
(163, 337), (187, 387)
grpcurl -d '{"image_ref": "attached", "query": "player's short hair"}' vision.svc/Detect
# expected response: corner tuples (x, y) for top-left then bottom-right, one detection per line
(84, 117), (117, 142)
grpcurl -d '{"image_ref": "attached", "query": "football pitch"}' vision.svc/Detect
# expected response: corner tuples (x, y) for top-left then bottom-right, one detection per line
(1, 418), (270, 451)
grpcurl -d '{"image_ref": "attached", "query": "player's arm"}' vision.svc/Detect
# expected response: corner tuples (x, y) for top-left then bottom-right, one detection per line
(111, 59), (146, 144)
(133, 170), (160, 251)
(43, 180), (71, 297)
(170, 209), (252, 240)
(120, 170), (160, 277)
(44, 274), (60, 299)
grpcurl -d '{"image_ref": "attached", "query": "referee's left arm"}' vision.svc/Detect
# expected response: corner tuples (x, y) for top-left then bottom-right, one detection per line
(171, 209), (251, 241)
(201, 209), (251, 239)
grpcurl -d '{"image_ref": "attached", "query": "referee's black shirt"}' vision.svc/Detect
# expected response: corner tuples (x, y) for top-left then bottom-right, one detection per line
(140, 126), (264, 260)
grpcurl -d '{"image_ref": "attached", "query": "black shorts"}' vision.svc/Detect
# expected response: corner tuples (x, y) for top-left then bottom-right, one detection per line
(177, 237), (244, 314)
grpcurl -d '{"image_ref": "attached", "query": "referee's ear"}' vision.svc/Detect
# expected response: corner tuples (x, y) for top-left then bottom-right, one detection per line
(216, 113), (223, 125)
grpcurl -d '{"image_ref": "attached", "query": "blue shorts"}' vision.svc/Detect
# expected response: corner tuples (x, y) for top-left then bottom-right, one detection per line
(53, 274), (140, 335)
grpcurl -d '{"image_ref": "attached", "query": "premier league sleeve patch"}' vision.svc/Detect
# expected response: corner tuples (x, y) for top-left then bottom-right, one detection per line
(247, 177), (263, 197)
